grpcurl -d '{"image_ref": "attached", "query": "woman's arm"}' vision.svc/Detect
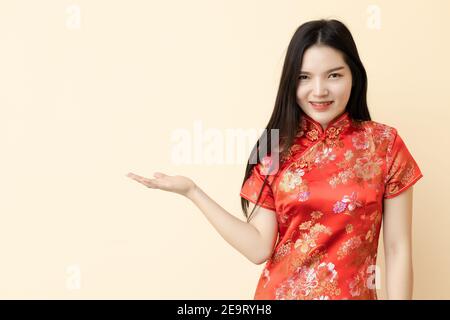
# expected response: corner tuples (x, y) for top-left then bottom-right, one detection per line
(382, 187), (414, 299)
(126, 172), (278, 265)
(187, 184), (278, 265)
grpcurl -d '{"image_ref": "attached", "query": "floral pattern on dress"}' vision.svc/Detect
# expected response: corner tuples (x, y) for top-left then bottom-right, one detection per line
(329, 148), (384, 189)
(274, 259), (341, 300)
(333, 192), (363, 215)
(347, 255), (378, 299)
(239, 111), (423, 300)
(293, 210), (330, 254)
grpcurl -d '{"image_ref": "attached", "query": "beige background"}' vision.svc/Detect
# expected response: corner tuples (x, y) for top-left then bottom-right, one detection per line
(0, 0), (448, 299)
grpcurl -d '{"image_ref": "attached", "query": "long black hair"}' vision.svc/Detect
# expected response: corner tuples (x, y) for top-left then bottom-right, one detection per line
(241, 19), (372, 222)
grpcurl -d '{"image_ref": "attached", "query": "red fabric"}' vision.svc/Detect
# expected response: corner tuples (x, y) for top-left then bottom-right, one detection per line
(240, 111), (423, 300)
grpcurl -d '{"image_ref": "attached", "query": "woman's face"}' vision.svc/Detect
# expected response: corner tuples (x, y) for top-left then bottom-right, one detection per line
(296, 44), (353, 129)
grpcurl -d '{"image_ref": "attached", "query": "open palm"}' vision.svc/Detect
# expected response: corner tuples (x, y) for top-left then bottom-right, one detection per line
(126, 171), (196, 197)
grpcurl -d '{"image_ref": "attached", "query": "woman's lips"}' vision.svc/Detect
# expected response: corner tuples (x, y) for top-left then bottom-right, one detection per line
(309, 101), (333, 111)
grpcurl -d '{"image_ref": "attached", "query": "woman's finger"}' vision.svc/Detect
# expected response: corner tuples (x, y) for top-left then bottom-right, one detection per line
(139, 177), (159, 188)
(126, 172), (141, 179)
(126, 173), (156, 188)
(153, 172), (168, 178)
(141, 179), (157, 188)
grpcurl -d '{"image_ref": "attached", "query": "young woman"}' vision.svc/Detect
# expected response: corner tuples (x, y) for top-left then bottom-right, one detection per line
(127, 19), (423, 300)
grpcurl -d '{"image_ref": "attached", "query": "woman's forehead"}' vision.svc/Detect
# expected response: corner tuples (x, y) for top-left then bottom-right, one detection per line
(301, 45), (347, 70)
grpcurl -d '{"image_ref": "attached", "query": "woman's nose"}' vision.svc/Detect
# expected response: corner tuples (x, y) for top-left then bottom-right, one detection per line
(313, 80), (329, 96)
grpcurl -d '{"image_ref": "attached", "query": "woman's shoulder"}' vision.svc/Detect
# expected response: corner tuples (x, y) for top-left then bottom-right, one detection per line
(349, 119), (401, 154)
(353, 118), (399, 139)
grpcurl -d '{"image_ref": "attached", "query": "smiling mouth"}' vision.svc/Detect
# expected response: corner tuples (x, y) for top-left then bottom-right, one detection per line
(310, 101), (334, 104)
(309, 101), (334, 110)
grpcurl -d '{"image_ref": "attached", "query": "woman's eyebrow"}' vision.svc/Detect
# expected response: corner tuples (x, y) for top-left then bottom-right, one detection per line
(300, 66), (345, 74)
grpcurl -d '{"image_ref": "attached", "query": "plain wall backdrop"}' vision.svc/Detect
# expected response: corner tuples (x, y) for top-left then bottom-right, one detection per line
(0, 0), (448, 299)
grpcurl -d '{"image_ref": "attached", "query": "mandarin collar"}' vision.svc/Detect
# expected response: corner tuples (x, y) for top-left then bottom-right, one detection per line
(297, 111), (351, 142)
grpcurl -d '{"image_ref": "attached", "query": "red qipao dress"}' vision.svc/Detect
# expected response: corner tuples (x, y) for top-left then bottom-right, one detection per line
(239, 111), (423, 300)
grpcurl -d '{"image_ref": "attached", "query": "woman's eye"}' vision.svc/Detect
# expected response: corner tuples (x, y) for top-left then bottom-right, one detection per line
(329, 73), (342, 79)
(299, 74), (341, 80)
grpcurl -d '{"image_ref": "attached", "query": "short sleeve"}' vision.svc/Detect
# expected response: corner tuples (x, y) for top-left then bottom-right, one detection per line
(383, 129), (423, 199)
(240, 157), (276, 211)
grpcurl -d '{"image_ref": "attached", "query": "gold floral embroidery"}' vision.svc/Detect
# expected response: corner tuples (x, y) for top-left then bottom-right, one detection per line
(274, 257), (341, 300)
(337, 210), (381, 261)
(311, 211), (323, 219)
(344, 150), (354, 160)
(330, 153), (383, 188)
(300, 114), (350, 144)
(279, 168), (305, 192)
(337, 236), (363, 260)
(273, 241), (292, 263)
(294, 222), (332, 254)
(299, 221), (312, 230)
(354, 156), (383, 181)
(347, 255), (378, 299)
(385, 161), (416, 196)
(306, 128), (319, 141)
(346, 224), (354, 234)
(291, 141), (327, 172)
(326, 126), (341, 139)
(273, 210), (327, 267)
